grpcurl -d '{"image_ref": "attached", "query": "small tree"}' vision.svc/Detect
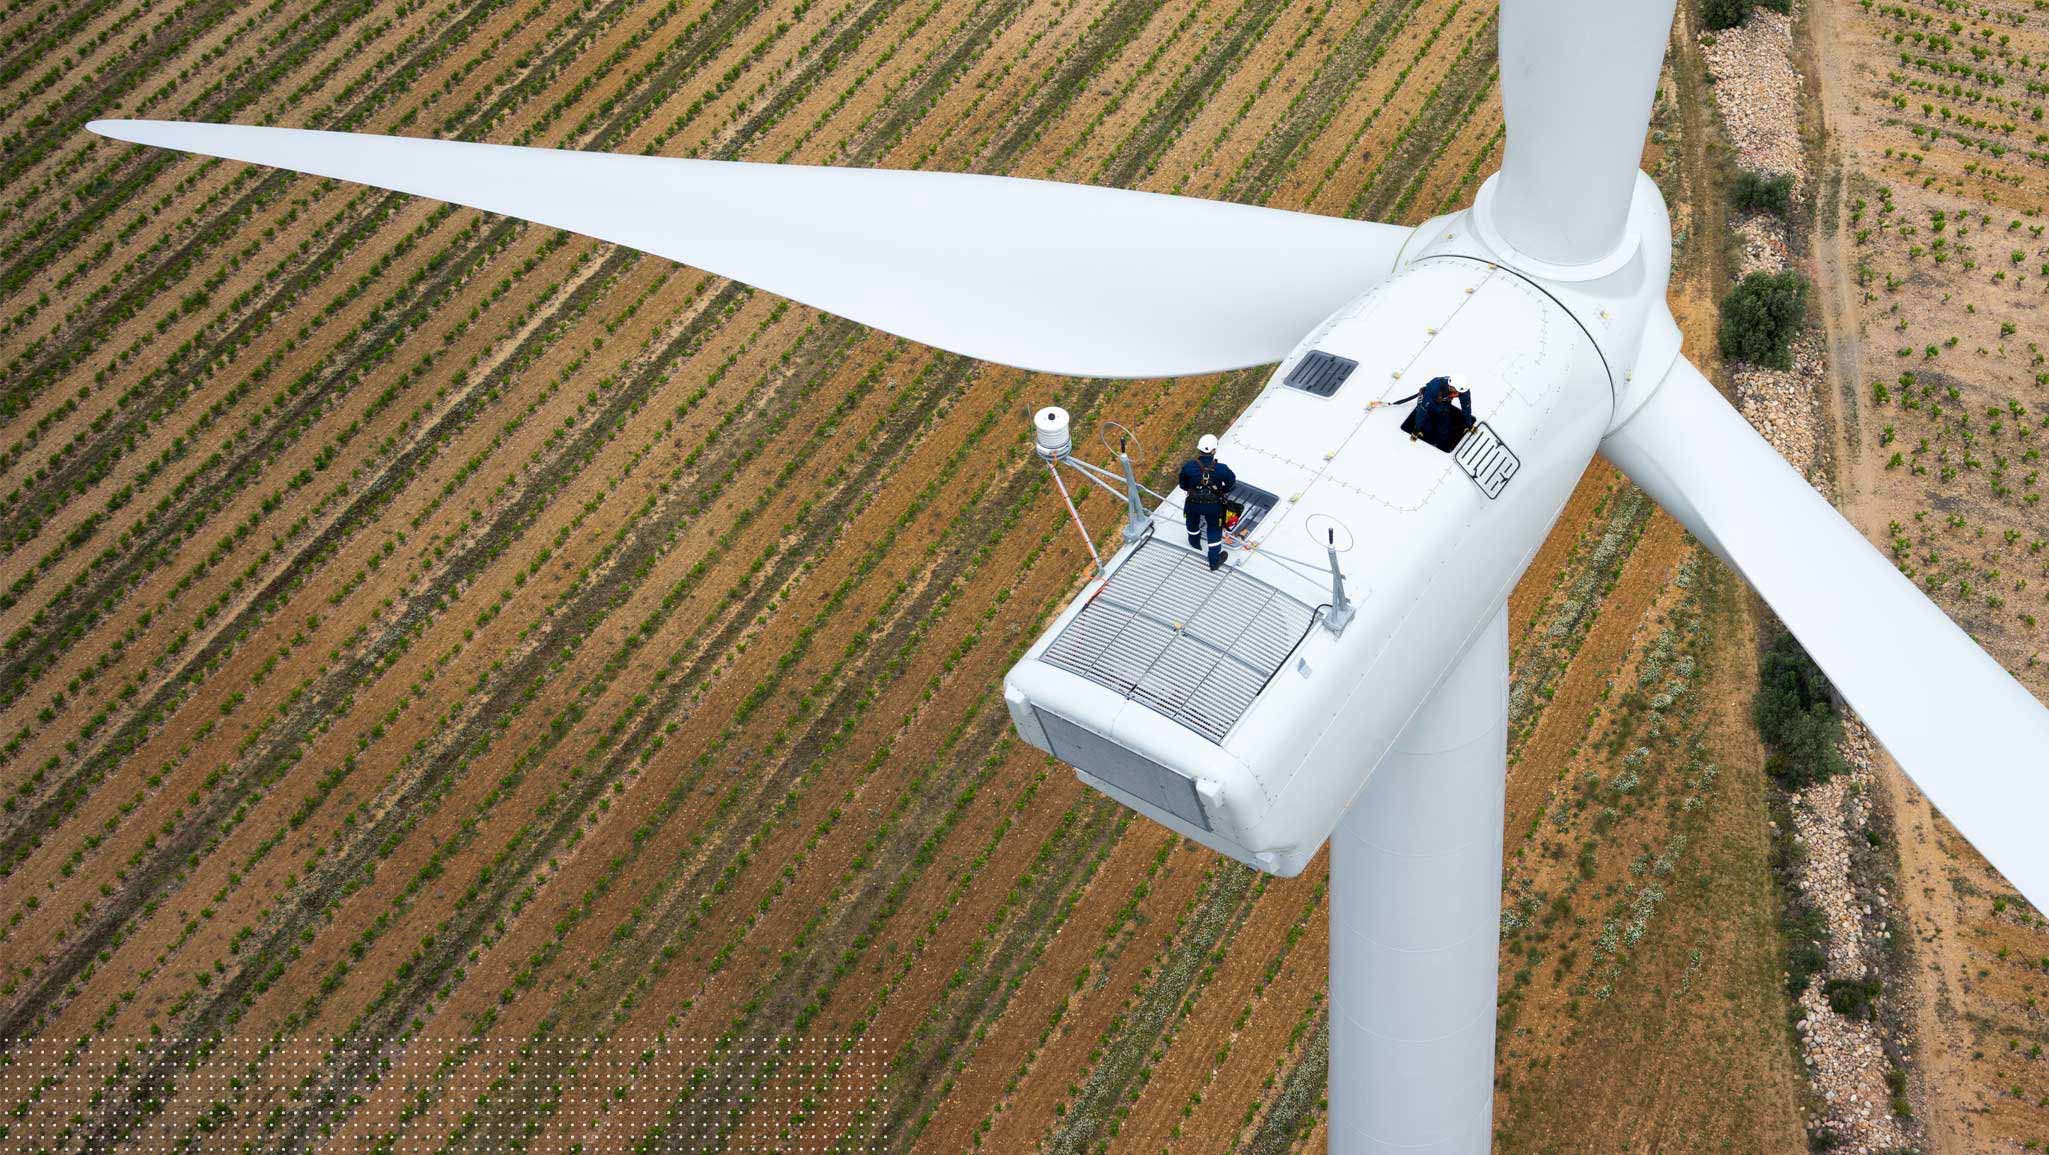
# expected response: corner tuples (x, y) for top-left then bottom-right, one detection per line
(1753, 630), (1845, 789)
(1719, 270), (1810, 369)
(1703, 0), (1747, 29)
(1731, 169), (1794, 215)
(1706, 0), (1790, 27)
(1823, 976), (1883, 1019)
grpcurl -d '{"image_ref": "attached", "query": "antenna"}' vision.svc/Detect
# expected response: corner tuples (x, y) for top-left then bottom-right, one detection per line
(1102, 421), (1151, 544)
(1323, 527), (1356, 634)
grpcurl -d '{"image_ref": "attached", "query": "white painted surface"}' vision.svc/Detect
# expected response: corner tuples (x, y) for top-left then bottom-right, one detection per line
(85, 119), (1413, 379)
(1489, 0), (1679, 270)
(1606, 358), (2049, 915)
(1006, 256), (1609, 874)
(1033, 406), (1072, 458)
(1330, 606), (1506, 1155)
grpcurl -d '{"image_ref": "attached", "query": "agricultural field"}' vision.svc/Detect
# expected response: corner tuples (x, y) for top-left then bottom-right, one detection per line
(1810, 0), (2049, 1148)
(0, 1), (1810, 1152)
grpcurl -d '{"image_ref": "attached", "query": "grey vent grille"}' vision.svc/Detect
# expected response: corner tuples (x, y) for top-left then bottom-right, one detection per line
(1034, 709), (1210, 831)
(1040, 539), (1315, 742)
(1283, 350), (1357, 397)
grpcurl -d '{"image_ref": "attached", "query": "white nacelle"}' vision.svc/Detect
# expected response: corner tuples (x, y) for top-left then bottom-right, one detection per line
(1006, 252), (1615, 876)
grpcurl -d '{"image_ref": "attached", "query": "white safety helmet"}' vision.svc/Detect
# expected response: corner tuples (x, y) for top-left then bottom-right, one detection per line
(1448, 373), (1470, 394)
(1197, 434), (1220, 455)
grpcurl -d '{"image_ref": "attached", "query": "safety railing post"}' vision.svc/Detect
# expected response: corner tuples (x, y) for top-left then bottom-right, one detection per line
(1323, 529), (1355, 634)
(1117, 439), (1148, 544)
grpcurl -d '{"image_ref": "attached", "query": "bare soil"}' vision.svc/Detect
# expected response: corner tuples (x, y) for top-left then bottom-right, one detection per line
(0, 3), (1832, 1152)
(1808, 0), (2049, 1146)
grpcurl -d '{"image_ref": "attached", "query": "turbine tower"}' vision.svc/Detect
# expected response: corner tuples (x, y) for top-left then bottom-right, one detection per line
(89, 1), (2049, 1150)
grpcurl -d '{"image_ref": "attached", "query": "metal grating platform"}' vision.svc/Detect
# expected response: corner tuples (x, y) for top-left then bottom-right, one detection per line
(1041, 539), (1317, 742)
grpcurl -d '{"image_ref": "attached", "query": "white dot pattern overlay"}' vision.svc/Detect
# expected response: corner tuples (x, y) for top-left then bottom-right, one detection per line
(0, 1036), (888, 1152)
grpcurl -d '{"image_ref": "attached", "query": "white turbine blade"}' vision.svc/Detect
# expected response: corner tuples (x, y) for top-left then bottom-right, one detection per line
(1492, 0), (1677, 267)
(88, 119), (1414, 379)
(1605, 358), (2049, 914)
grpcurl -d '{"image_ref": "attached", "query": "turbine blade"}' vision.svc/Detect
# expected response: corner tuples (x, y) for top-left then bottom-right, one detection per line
(1604, 357), (2049, 915)
(87, 119), (1414, 379)
(1492, 0), (1678, 266)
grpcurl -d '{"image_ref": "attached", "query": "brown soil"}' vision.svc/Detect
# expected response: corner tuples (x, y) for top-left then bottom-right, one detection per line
(0, 3), (1832, 1153)
(1808, 0), (2049, 1146)
(1496, 555), (1806, 1153)
(1505, 512), (1690, 844)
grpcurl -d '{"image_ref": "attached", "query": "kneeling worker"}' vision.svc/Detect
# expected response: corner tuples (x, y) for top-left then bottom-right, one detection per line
(1370, 373), (1474, 452)
(1179, 434), (1236, 572)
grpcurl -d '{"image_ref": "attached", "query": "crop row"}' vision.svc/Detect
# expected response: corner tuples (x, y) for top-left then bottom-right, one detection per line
(0, 0), (876, 1048)
(0, 0), (1557, 1152)
(0, 0), (864, 888)
(0, 0), (1131, 1138)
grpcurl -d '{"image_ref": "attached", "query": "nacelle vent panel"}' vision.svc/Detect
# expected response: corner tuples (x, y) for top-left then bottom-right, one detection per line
(1283, 350), (1358, 397)
(1034, 708), (1211, 831)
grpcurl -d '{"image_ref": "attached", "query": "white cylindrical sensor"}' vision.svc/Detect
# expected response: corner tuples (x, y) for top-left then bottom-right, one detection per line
(1034, 406), (1072, 459)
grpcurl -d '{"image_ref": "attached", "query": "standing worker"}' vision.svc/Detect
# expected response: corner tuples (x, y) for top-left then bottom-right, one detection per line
(1370, 373), (1475, 452)
(1179, 434), (1237, 572)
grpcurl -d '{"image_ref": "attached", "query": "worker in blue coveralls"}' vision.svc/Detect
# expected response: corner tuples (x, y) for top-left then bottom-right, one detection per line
(1179, 434), (1236, 572)
(1370, 373), (1474, 452)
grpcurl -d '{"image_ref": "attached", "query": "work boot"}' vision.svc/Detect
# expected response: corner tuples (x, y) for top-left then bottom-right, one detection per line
(1209, 550), (1227, 572)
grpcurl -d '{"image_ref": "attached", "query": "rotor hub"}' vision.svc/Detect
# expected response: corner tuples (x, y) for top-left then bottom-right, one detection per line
(1413, 170), (1683, 432)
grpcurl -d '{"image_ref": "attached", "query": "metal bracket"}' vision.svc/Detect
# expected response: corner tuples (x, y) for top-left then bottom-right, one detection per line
(1116, 441), (1149, 544)
(1323, 529), (1355, 635)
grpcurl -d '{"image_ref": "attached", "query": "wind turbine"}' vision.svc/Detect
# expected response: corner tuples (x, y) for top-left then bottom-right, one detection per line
(85, 0), (2049, 1150)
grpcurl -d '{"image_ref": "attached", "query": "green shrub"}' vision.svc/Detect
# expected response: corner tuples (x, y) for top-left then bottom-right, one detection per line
(1706, 0), (1789, 30)
(1823, 976), (1882, 1019)
(1785, 938), (1827, 994)
(1780, 894), (1830, 996)
(1719, 271), (1811, 369)
(1753, 630), (1845, 789)
(1703, 0), (1747, 29)
(1732, 169), (1795, 215)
